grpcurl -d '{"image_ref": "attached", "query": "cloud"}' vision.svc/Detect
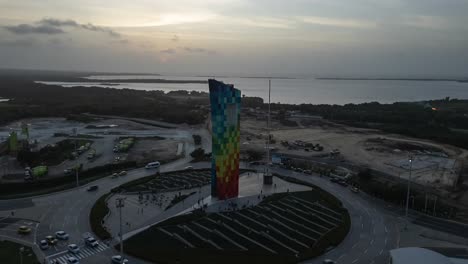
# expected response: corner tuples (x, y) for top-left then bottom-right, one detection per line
(39, 18), (79, 27)
(298, 16), (377, 29)
(4, 24), (64, 34)
(183, 47), (216, 54)
(161, 48), (176, 54)
(4, 18), (120, 38)
(81, 23), (120, 37)
(0, 38), (36, 47)
(171, 35), (179, 42)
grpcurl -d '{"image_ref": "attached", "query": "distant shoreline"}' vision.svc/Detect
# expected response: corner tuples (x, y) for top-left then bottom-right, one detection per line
(317, 77), (468, 82)
(37, 78), (208, 84)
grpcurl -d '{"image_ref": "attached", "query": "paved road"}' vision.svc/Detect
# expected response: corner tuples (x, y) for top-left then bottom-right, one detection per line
(0, 154), (194, 264)
(1, 160), (466, 264)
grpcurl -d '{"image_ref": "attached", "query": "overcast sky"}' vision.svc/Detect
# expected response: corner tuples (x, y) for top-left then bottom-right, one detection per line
(0, 0), (467, 77)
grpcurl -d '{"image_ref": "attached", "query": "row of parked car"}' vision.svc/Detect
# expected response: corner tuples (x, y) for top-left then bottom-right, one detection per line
(329, 177), (360, 193)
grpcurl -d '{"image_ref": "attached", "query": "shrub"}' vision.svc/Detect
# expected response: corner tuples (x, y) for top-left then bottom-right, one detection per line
(90, 193), (112, 240)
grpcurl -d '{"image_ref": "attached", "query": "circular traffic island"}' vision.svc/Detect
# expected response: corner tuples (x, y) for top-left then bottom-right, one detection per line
(122, 187), (350, 264)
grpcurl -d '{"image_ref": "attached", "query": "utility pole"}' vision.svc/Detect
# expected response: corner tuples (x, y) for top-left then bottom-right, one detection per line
(405, 156), (413, 218)
(73, 128), (79, 187)
(116, 197), (126, 257)
(424, 193), (428, 213)
(19, 246), (24, 264)
(263, 79), (273, 185)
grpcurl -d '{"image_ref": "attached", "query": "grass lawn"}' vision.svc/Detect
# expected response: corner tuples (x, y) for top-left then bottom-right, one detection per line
(0, 240), (39, 264)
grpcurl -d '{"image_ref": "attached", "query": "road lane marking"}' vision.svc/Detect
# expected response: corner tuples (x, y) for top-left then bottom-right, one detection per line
(370, 239), (374, 245)
(385, 237), (388, 245)
(352, 259), (358, 263)
(352, 243), (358, 248)
(385, 225), (388, 233)
(379, 249), (383, 255)
(364, 249), (368, 254)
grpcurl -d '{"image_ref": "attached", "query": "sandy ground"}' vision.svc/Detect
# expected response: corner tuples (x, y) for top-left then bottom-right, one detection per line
(126, 138), (182, 164)
(240, 117), (468, 189)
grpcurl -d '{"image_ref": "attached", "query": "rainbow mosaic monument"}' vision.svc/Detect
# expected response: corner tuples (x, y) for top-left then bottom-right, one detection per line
(209, 79), (241, 200)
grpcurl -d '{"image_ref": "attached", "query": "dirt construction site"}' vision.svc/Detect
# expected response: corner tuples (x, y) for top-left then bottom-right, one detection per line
(240, 116), (468, 190)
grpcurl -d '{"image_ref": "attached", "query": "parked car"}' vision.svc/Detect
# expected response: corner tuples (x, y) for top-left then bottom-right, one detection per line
(67, 257), (80, 264)
(39, 240), (49, 250)
(111, 255), (129, 263)
(68, 244), (80, 254)
(55, 231), (69, 240)
(184, 166), (194, 170)
(118, 171), (127, 176)
(46, 235), (58, 245)
(111, 173), (119, 178)
(17, 226), (31, 235)
(85, 237), (99, 247)
(87, 185), (99, 192)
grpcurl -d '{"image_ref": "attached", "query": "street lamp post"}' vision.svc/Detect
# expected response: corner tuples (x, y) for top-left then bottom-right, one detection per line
(405, 156), (413, 218)
(73, 128), (79, 187)
(19, 246), (24, 264)
(116, 197), (126, 257)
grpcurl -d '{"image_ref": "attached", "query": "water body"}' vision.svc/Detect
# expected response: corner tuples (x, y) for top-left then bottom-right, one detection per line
(38, 75), (468, 105)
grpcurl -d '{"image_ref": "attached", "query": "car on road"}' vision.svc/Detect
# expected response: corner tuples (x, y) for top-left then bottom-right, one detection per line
(145, 161), (160, 169)
(67, 257), (80, 264)
(329, 177), (339, 183)
(111, 255), (129, 263)
(323, 260), (335, 264)
(111, 173), (119, 178)
(55, 230), (69, 240)
(68, 244), (80, 254)
(184, 166), (194, 170)
(46, 235), (58, 245)
(118, 171), (127, 176)
(85, 237), (99, 247)
(338, 180), (348, 187)
(87, 185), (99, 192)
(39, 240), (49, 250)
(350, 186), (360, 193)
(17, 226), (31, 235)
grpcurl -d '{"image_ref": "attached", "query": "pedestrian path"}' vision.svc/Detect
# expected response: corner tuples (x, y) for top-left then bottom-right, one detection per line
(47, 243), (109, 263)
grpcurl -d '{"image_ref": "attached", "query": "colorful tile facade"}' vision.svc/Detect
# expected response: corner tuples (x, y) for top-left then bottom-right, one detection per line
(209, 79), (241, 200)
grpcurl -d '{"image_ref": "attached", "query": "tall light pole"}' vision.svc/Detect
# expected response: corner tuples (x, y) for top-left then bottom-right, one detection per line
(19, 246), (24, 264)
(116, 197), (126, 257)
(405, 156), (413, 218)
(73, 128), (79, 187)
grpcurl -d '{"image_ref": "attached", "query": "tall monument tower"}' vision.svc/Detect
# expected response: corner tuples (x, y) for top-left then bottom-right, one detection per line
(209, 79), (241, 200)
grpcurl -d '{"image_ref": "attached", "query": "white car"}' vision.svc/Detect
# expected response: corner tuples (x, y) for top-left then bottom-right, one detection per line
(55, 230), (69, 240)
(145, 161), (160, 169)
(85, 237), (99, 247)
(67, 257), (80, 264)
(111, 255), (129, 263)
(39, 240), (49, 250)
(68, 244), (80, 254)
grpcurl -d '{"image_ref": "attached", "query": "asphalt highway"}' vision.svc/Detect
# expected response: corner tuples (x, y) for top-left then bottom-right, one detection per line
(1, 161), (466, 264)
